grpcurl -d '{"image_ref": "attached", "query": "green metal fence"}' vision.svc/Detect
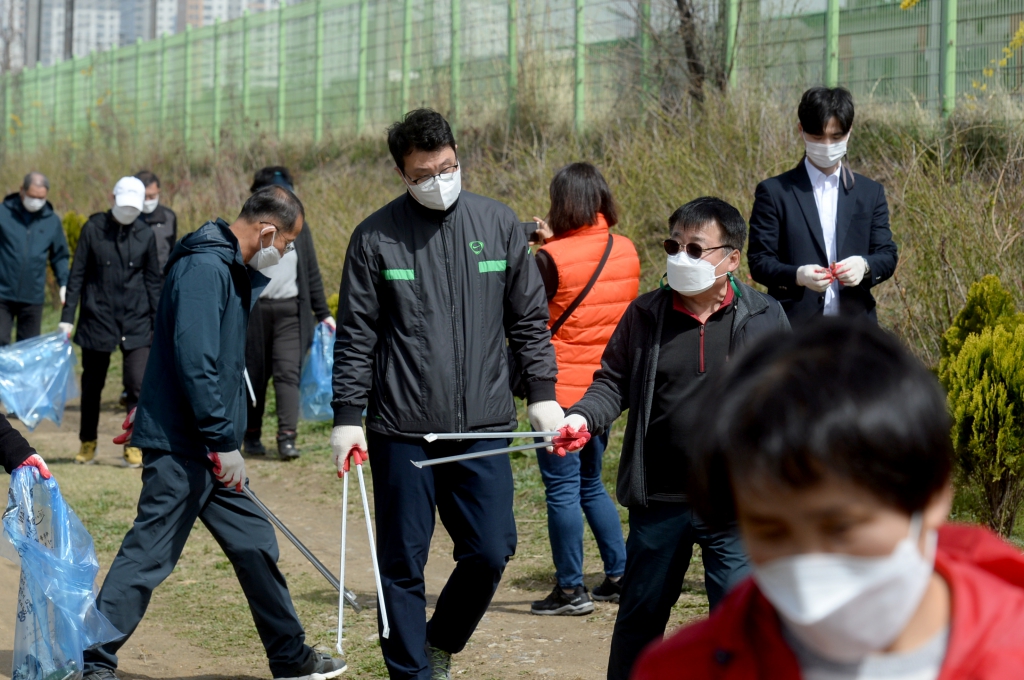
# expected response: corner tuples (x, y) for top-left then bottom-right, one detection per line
(2, 0), (1022, 156)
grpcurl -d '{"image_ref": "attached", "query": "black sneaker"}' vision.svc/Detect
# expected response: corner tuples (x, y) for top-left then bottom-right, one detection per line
(530, 585), (594, 616)
(244, 434), (267, 456)
(83, 669), (119, 680)
(274, 650), (347, 679)
(277, 431), (301, 460)
(426, 644), (452, 680)
(591, 576), (622, 603)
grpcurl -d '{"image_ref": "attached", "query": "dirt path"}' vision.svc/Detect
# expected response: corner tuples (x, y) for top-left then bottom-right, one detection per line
(1, 399), (706, 680)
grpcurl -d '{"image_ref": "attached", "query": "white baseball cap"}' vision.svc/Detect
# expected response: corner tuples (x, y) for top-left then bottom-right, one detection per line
(113, 176), (146, 211)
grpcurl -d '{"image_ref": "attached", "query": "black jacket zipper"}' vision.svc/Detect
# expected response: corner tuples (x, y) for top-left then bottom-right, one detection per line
(440, 218), (465, 432)
(698, 324), (705, 373)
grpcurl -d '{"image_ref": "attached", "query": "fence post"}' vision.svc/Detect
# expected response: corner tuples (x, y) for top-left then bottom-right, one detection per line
(160, 34), (168, 138)
(213, 18), (221, 152)
(111, 44), (118, 118)
(356, 0), (368, 133)
(639, 0), (650, 97)
(53, 61), (60, 144)
(450, 0), (460, 135)
(314, 0), (324, 143)
(940, 0), (957, 118)
(725, 0), (739, 88)
(402, 0), (412, 115)
(574, 0), (584, 133)
(32, 66), (39, 151)
(88, 52), (96, 148)
(508, 0), (517, 126)
(69, 57), (76, 148)
(184, 25), (192, 154)
(134, 38), (142, 143)
(242, 10), (250, 128)
(277, 4), (286, 140)
(825, 0), (839, 87)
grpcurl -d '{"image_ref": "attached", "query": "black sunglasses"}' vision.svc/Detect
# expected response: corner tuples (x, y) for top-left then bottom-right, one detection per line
(663, 239), (732, 259)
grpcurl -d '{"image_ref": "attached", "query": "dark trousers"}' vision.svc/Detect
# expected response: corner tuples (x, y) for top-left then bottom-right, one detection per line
(83, 450), (310, 677)
(80, 346), (149, 442)
(606, 503), (750, 680)
(0, 299), (43, 346)
(368, 432), (517, 680)
(246, 297), (302, 436)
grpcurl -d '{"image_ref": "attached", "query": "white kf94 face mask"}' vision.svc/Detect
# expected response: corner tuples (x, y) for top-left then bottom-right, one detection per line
(804, 133), (848, 168)
(665, 250), (733, 296)
(248, 227), (282, 271)
(753, 513), (937, 663)
(405, 166), (462, 211)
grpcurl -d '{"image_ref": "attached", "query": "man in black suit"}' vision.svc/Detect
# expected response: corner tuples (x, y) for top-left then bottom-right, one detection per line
(747, 86), (898, 327)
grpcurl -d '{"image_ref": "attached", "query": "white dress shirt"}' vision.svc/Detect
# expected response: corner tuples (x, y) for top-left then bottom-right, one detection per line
(805, 157), (841, 316)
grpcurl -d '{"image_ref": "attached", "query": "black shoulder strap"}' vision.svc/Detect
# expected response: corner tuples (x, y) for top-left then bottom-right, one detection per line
(550, 233), (614, 338)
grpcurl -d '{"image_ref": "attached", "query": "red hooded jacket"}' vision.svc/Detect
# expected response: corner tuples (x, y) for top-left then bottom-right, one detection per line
(633, 525), (1024, 679)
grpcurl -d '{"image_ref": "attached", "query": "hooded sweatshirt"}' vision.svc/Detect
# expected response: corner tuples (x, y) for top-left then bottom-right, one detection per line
(633, 524), (1024, 680)
(131, 219), (269, 459)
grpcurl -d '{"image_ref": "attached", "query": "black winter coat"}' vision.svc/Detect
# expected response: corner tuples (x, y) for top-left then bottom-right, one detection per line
(245, 220), (332, 374)
(568, 283), (791, 508)
(332, 191), (557, 436)
(61, 212), (162, 352)
(132, 219), (269, 459)
(142, 203), (177, 273)
(1, 412), (35, 473)
(0, 193), (69, 305)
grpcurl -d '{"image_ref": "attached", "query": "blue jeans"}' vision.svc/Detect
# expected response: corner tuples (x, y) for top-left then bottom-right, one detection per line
(535, 431), (627, 589)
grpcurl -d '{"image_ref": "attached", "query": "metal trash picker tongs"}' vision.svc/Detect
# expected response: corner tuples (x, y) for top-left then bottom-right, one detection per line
(336, 447), (390, 657)
(411, 431), (560, 468)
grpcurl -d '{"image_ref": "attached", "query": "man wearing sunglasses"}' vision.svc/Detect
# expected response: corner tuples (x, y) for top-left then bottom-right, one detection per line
(552, 197), (790, 680)
(82, 186), (347, 680)
(748, 86), (898, 327)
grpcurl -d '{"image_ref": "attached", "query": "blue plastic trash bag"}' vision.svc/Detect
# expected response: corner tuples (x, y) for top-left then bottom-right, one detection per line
(300, 321), (335, 421)
(3, 467), (122, 680)
(0, 332), (78, 430)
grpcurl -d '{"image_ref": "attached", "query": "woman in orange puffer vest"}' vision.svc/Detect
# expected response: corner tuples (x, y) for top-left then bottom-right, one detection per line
(528, 162), (641, 617)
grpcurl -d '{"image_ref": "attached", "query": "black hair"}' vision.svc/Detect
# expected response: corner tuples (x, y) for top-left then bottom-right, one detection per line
(687, 318), (953, 530)
(250, 166), (294, 193)
(547, 162), (619, 236)
(668, 196), (747, 253)
(135, 170), (160, 188)
(238, 185), (305, 233)
(386, 109), (457, 172)
(22, 171), (48, 191)
(798, 86), (855, 136)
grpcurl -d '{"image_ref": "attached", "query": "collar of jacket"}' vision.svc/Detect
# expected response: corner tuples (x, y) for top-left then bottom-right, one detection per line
(404, 189), (460, 221)
(142, 204), (168, 224)
(636, 280), (768, 326)
(3, 191), (53, 221)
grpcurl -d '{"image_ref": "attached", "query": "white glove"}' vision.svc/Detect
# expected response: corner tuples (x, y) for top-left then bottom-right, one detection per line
(58, 322), (74, 336)
(834, 256), (868, 287)
(323, 316), (336, 331)
(59, 286), (66, 305)
(208, 450), (245, 491)
(796, 265), (833, 293)
(331, 425), (367, 477)
(527, 400), (564, 435)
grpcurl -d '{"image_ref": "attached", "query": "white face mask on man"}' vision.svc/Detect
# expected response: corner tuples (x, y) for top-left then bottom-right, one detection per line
(112, 205), (141, 225)
(404, 165), (462, 211)
(665, 249), (735, 296)
(248, 225), (294, 271)
(803, 133), (849, 168)
(753, 513), (937, 663)
(22, 196), (46, 213)
(142, 197), (160, 214)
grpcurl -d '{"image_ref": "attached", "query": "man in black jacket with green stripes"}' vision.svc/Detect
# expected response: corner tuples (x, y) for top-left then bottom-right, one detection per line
(554, 197), (791, 680)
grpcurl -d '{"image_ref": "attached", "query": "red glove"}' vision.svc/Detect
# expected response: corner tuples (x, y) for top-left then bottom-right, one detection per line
(338, 446), (368, 478)
(113, 407), (136, 445)
(17, 454), (51, 480)
(550, 421), (591, 457)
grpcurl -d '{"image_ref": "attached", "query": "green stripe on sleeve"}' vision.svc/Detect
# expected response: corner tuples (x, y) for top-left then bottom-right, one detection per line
(382, 269), (415, 281)
(478, 260), (507, 273)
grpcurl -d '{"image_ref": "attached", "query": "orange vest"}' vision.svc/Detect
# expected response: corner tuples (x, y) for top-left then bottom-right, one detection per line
(539, 215), (640, 407)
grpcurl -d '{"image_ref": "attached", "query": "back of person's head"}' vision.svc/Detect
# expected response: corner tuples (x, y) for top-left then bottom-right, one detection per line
(798, 86), (855, 136)
(547, 162), (618, 236)
(238, 185), (305, 232)
(250, 166), (294, 193)
(387, 109), (456, 172)
(135, 170), (160, 188)
(668, 196), (747, 253)
(688, 318), (952, 530)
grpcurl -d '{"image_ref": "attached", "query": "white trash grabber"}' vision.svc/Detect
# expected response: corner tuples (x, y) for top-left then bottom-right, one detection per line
(336, 461), (350, 654)
(411, 440), (553, 469)
(423, 431), (558, 443)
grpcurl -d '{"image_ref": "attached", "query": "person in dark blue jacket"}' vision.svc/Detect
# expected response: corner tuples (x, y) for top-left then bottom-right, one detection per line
(0, 172), (69, 345)
(81, 186), (346, 680)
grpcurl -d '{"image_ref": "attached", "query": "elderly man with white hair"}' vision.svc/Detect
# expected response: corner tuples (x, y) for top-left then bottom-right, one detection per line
(61, 176), (162, 468)
(0, 171), (69, 346)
